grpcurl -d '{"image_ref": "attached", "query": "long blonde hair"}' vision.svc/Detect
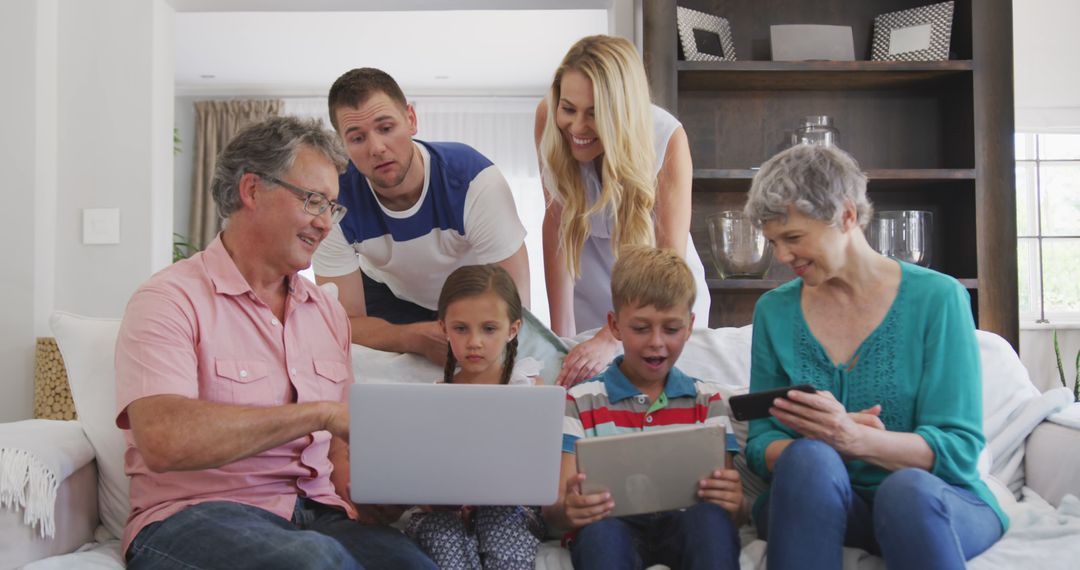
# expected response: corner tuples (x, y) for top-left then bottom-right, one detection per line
(540, 35), (657, 277)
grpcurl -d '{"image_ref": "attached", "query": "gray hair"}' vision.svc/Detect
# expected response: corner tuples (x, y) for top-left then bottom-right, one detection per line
(744, 144), (872, 227)
(210, 116), (349, 220)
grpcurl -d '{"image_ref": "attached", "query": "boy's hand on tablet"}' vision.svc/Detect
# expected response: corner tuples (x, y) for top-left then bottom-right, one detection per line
(563, 472), (615, 528)
(698, 469), (743, 517)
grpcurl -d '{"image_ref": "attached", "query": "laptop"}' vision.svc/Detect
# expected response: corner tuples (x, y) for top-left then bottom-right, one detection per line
(348, 383), (565, 506)
(575, 423), (729, 517)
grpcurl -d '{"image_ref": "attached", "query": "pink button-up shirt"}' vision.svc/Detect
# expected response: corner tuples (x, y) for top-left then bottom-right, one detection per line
(114, 236), (354, 555)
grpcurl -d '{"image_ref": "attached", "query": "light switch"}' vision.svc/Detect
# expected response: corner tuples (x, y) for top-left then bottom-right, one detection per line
(82, 208), (120, 245)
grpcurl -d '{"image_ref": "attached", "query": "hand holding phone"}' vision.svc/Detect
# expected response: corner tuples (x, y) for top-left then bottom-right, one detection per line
(728, 384), (816, 421)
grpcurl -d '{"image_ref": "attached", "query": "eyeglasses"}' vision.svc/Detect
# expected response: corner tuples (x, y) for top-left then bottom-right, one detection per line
(253, 172), (348, 224)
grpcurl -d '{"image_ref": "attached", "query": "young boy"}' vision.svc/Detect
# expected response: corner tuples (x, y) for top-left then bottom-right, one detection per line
(542, 245), (745, 569)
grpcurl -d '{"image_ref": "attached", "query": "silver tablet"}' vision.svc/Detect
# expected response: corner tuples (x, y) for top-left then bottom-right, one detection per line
(575, 423), (728, 517)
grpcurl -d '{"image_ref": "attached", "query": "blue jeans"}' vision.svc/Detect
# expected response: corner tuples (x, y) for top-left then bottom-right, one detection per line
(126, 498), (437, 570)
(570, 502), (740, 570)
(757, 439), (1003, 570)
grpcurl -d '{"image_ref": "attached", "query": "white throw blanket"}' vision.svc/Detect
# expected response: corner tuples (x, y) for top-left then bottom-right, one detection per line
(987, 387), (1075, 496)
(0, 419), (95, 538)
(969, 489), (1080, 570)
(1048, 401), (1080, 429)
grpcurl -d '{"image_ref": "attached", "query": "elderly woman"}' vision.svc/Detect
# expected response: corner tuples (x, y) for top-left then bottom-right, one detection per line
(742, 144), (1005, 569)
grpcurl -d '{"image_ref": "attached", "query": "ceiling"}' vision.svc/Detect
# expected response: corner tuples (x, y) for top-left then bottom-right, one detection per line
(174, 8), (610, 97)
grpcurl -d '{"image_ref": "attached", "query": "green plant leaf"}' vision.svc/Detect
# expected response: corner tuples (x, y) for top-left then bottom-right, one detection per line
(1074, 347), (1079, 402)
(1055, 329), (1067, 389)
(172, 232), (197, 263)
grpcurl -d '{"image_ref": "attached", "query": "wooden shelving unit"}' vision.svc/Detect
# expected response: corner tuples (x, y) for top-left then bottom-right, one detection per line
(678, 60), (974, 91)
(643, 0), (1018, 347)
(706, 278), (979, 291)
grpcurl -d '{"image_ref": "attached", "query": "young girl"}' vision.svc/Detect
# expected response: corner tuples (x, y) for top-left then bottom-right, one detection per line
(406, 264), (545, 569)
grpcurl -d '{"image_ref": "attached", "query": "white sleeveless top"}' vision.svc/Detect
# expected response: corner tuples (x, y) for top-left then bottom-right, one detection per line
(571, 105), (711, 331)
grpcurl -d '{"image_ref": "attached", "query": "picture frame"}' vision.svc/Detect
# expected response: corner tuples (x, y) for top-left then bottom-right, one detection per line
(871, 1), (955, 62)
(676, 6), (736, 62)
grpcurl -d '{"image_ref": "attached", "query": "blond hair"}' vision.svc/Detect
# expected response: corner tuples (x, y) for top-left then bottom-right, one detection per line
(540, 35), (657, 277)
(611, 246), (696, 312)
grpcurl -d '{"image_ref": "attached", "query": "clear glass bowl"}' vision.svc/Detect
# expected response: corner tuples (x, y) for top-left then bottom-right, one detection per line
(866, 210), (933, 267)
(707, 211), (773, 278)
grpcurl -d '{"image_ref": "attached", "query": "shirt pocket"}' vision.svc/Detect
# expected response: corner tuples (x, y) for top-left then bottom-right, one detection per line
(313, 359), (352, 401)
(212, 359), (272, 404)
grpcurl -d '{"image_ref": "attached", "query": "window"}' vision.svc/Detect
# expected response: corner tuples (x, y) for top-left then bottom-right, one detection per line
(1016, 133), (1080, 324)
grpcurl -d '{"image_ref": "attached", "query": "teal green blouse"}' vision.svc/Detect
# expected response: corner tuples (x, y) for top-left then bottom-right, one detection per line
(745, 261), (1007, 530)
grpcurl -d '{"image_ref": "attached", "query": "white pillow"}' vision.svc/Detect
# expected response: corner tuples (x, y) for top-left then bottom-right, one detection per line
(49, 312), (128, 541)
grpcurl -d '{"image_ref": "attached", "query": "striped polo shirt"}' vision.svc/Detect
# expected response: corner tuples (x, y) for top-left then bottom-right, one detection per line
(562, 356), (739, 454)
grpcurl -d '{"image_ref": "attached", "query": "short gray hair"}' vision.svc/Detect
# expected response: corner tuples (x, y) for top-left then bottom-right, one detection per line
(744, 144), (872, 227)
(211, 116), (349, 220)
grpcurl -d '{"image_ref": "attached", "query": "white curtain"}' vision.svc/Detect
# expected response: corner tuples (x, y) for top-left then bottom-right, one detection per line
(283, 96), (550, 325)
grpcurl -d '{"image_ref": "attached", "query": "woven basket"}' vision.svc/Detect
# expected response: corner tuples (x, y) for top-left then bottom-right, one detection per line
(34, 337), (77, 420)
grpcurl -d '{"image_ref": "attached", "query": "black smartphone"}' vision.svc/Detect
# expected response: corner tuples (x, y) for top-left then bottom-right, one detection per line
(728, 384), (817, 422)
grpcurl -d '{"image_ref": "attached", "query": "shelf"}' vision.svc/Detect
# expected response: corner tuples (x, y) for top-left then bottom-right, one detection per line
(707, 277), (979, 291)
(678, 60), (974, 91)
(693, 169), (976, 192)
(706, 278), (792, 291)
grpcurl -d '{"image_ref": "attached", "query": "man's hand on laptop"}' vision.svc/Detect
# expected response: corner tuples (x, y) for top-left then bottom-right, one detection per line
(355, 504), (407, 526)
(563, 472), (614, 529)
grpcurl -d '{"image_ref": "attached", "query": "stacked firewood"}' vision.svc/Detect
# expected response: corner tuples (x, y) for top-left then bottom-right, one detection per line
(34, 337), (77, 420)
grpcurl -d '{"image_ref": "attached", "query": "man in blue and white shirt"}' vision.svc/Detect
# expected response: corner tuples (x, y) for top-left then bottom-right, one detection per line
(315, 68), (530, 364)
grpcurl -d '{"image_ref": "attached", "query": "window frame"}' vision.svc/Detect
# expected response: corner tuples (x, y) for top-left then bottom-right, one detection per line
(1016, 132), (1080, 327)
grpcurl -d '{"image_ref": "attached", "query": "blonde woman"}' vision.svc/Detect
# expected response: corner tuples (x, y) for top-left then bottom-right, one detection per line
(535, 35), (710, 386)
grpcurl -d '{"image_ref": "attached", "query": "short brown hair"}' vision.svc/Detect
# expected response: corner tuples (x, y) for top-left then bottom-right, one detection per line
(327, 68), (408, 131)
(611, 246), (696, 312)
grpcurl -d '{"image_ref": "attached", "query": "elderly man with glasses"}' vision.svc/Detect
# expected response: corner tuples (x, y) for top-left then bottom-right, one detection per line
(114, 116), (436, 570)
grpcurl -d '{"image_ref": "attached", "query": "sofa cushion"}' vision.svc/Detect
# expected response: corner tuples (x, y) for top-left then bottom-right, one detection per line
(49, 312), (128, 541)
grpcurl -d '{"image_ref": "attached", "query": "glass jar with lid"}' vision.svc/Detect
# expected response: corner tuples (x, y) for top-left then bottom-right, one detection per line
(792, 115), (839, 147)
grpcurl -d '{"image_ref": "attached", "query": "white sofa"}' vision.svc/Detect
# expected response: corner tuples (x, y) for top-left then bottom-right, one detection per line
(3, 312), (1080, 569)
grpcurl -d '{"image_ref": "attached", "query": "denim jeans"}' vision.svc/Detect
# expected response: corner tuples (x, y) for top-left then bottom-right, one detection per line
(126, 498), (437, 570)
(570, 502), (740, 570)
(757, 439), (1003, 570)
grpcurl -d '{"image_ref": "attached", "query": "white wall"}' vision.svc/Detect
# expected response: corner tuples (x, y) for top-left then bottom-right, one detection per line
(1013, 0), (1080, 131)
(0, 1), (51, 422)
(53, 0), (174, 319)
(0, 0), (174, 421)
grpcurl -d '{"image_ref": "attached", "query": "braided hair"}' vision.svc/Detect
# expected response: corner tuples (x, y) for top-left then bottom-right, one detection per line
(437, 265), (523, 385)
